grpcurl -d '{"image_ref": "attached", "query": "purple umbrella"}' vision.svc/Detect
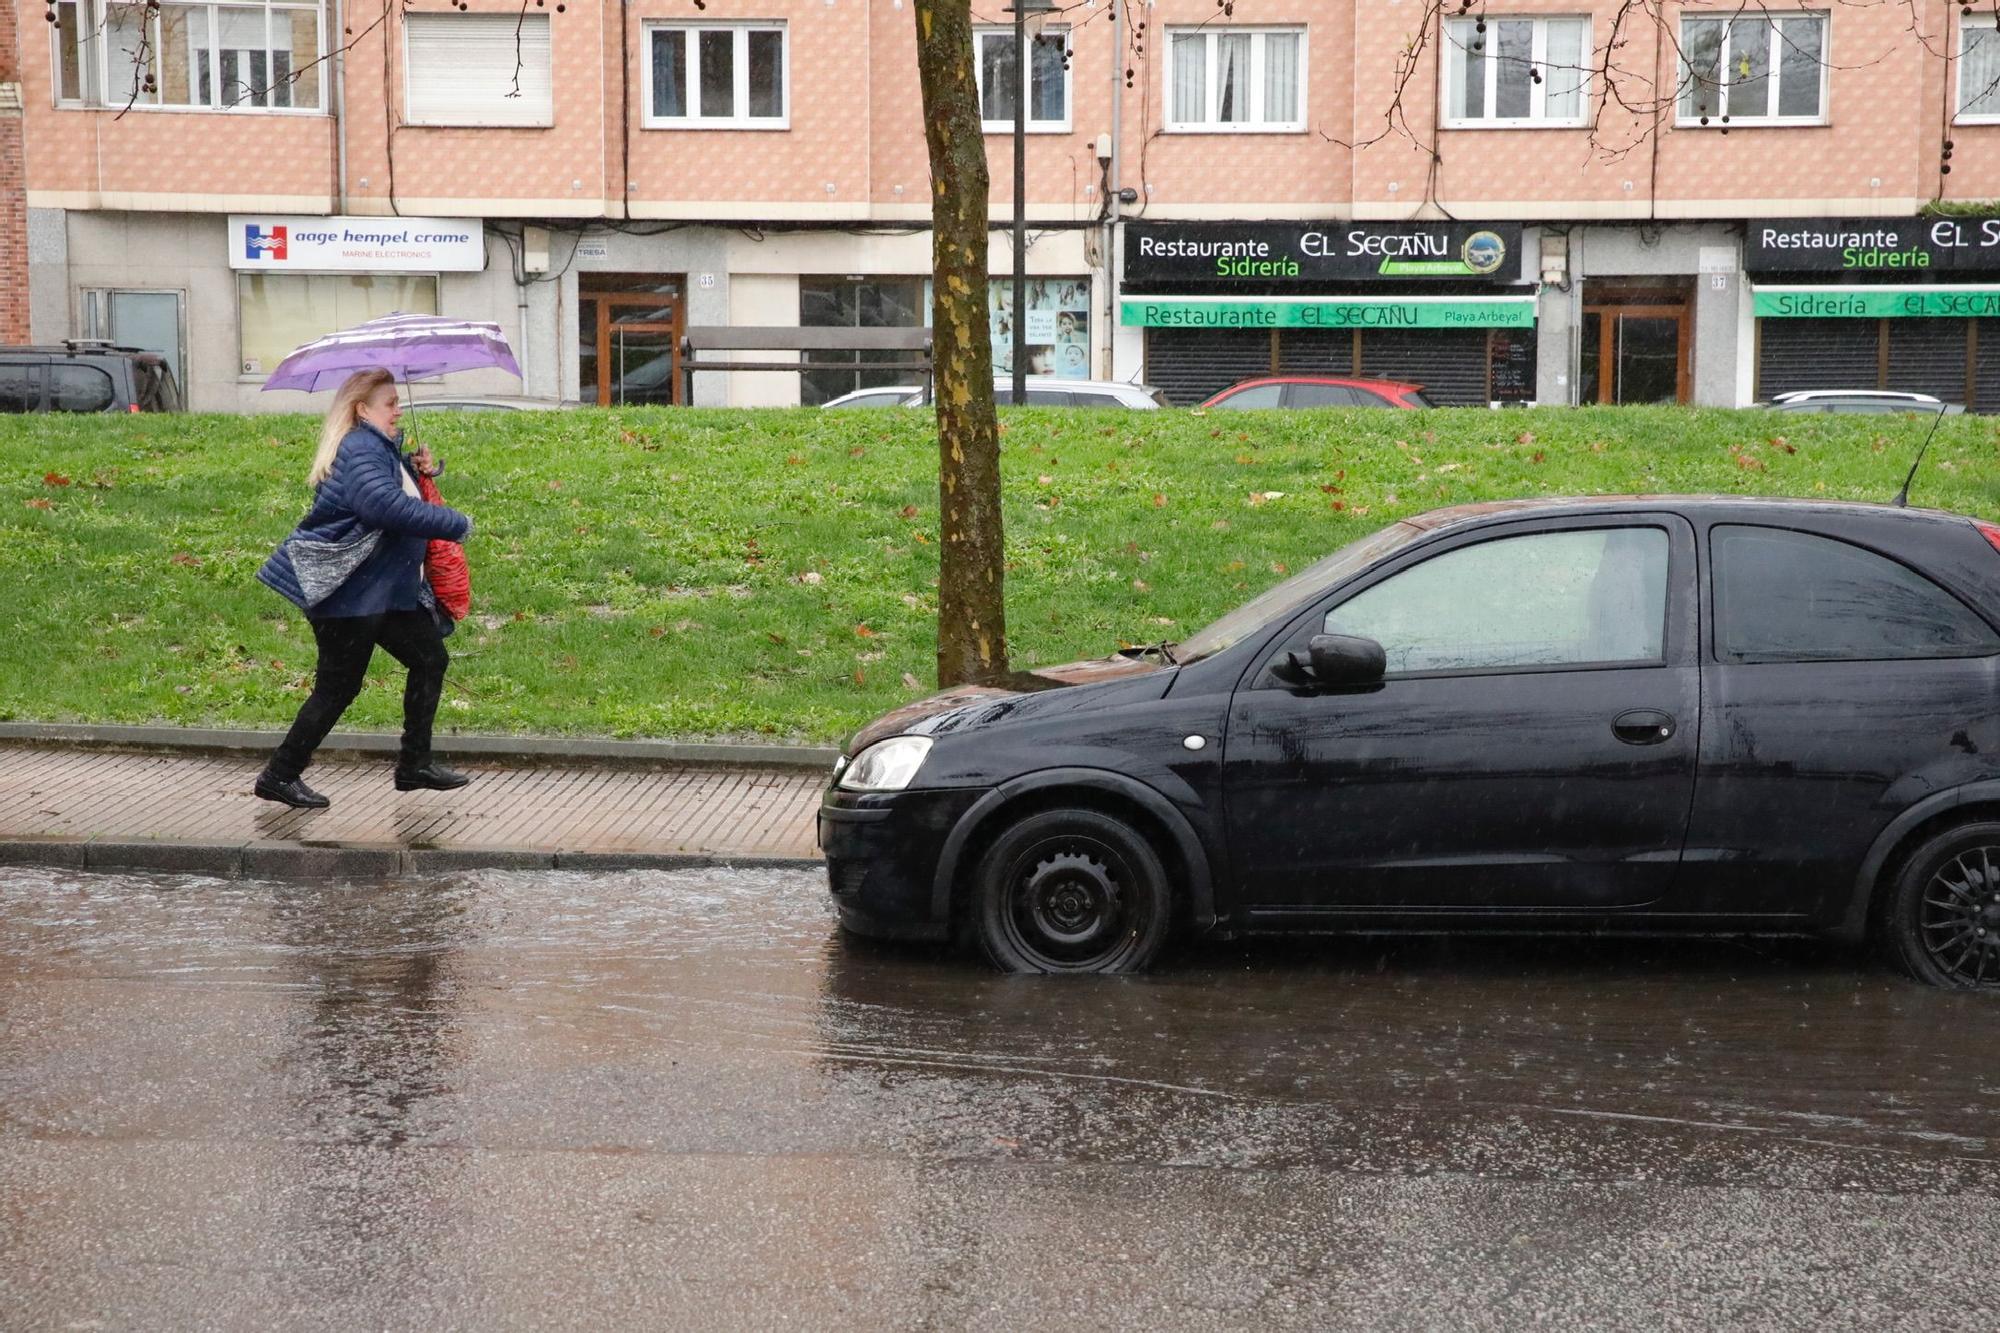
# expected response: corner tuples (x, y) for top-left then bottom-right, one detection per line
(260, 312), (522, 394)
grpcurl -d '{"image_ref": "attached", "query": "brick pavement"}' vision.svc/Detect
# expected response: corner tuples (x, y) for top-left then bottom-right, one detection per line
(0, 744), (828, 876)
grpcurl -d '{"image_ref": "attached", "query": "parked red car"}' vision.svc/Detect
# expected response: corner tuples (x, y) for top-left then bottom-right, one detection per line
(1199, 376), (1433, 410)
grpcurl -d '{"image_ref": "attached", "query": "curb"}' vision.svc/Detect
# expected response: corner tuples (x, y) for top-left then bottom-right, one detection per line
(0, 837), (822, 880)
(0, 722), (841, 771)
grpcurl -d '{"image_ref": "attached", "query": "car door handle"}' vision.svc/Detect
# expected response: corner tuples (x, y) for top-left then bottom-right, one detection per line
(1612, 710), (1677, 745)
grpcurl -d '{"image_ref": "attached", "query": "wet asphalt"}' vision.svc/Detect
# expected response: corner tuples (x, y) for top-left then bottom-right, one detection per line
(2, 863), (1997, 1331)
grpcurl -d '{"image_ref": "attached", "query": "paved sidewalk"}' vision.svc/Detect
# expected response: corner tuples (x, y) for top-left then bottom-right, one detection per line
(0, 743), (828, 878)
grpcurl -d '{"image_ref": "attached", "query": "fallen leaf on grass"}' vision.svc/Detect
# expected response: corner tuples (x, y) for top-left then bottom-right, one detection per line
(767, 632), (787, 645)
(1329, 500), (1346, 512)
(1153, 492), (1168, 508)
(1733, 451), (1767, 472)
(170, 552), (202, 568)
(854, 623), (876, 638)
(1132, 579), (1150, 592)
(42, 472), (71, 487)
(1516, 431), (1537, 446)
(902, 672), (923, 690)
(1530, 451), (1546, 464)
(792, 570), (824, 586)
(23, 499), (52, 510)
(899, 504), (919, 519)
(852, 668), (867, 686)
(1767, 437), (1797, 454)
(786, 454), (806, 466)
(849, 446), (867, 458)
(649, 626), (666, 638)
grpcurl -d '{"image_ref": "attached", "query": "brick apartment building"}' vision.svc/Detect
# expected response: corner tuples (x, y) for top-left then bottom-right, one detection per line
(7, 1), (2000, 411)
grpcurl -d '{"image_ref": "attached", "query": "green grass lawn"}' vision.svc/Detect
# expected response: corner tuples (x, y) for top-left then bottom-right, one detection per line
(3, 405), (1996, 743)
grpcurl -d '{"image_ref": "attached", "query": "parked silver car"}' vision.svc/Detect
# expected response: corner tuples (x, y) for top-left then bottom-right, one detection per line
(822, 377), (1166, 409)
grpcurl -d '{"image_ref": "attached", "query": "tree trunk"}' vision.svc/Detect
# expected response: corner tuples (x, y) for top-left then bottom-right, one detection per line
(912, 0), (1009, 686)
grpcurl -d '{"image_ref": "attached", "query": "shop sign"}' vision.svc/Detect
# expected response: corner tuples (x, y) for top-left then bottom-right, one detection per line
(1753, 285), (2000, 318)
(1124, 221), (1524, 288)
(1120, 297), (1536, 329)
(1746, 217), (2000, 274)
(228, 215), (487, 272)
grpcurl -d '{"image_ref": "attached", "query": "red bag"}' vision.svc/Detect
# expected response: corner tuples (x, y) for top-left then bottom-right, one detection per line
(415, 471), (472, 621)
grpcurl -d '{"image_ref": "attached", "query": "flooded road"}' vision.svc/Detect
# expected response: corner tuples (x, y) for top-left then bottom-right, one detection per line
(3, 863), (1997, 1329)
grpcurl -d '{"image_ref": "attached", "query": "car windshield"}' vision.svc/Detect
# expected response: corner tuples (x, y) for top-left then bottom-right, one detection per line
(1175, 520), (1425, 663)
(1406, 388), (1437, 408)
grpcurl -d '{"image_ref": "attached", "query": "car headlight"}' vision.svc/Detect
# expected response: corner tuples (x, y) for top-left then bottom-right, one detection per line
(837, 736), (933, 792)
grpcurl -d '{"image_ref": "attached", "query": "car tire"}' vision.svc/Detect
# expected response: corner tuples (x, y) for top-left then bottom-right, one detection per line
(970, 808), (1173, 974)
(1880, 820), (2000, 988)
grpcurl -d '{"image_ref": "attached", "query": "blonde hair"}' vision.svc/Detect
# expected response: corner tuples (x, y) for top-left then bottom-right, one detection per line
(310, 369), (397, 486)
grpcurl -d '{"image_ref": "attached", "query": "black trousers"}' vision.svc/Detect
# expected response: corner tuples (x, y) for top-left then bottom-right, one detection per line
(266, 610), (449, 782)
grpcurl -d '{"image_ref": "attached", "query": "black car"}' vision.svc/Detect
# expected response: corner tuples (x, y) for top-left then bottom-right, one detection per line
(822, 496), (2000, 986)
(0, 342), (182, 414)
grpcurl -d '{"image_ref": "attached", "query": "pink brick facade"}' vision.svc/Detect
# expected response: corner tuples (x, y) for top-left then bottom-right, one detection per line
(11, 2), (2000, 409)
(0, 0), (28, 344)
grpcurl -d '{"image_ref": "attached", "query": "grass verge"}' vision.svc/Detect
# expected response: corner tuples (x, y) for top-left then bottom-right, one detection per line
(3, 405), (1995, 743)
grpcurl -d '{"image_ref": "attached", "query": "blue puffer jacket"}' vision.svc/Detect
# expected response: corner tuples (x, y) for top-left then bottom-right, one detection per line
(258, 422), (473, 619)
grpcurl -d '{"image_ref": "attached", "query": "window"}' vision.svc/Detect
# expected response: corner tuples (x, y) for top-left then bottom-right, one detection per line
(645, 23), (787, 128)
(799, 278), (927, 406)
(1443, 15), (1588, 127)
(1679, 13), (1826, 124)
(54, 2), (322, 111)
(237, 273), (438, 378)
(49, 365), (117, 413)
(404, 12), (552, 127)
(1959, 23), (2000, 121)
(1326, 528), (1670, 675)
(974, 27), (1071, 131)
(1167, 27), (1305, 132)
(1712, 526), (1998, 664)
(1290, 383), (1368, 407)
(81, 289), (184, 391)
(1213, 383), (1284, 409)
(0, 364), (43, 413)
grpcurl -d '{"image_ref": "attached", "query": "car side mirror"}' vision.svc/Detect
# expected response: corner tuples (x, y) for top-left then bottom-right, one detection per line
(1277, 633), (1386, 690)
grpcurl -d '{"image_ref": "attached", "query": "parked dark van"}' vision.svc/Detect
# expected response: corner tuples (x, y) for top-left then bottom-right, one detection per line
(0, 342), (182, 414)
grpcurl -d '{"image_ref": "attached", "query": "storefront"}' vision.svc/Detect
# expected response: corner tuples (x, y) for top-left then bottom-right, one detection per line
(1749, 216), (2000, 409)
(1118, 220), (1536, 406)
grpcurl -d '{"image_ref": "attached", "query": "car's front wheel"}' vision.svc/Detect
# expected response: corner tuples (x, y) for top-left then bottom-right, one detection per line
(1882, 820), (2000, 988)
(970, 808), (1172, 974)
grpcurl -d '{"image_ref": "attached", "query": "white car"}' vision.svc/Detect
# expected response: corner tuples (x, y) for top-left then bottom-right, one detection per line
(822, 377), (1166, 409)
(1765, 390), (1963, 415)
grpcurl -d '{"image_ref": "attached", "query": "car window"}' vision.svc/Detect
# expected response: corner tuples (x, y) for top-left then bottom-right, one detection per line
(0, 363), (41, 413)
(134, 361), (180, 413)
(1071, 391), (1127, 408)
(1349, 388), (1396, 407)
(1177, 521), (1426, 663)
(841, 392), (911, 408)
(1326, 528), (1671, 674)
(1289, 383), (1360, 408)
(1211, 384), (1283, 409)
(1711, 525), (1999, 664)
(1019, 389), (1070, 406)
(1405, 389), (1436, 408)
(49, 364), (116, 413)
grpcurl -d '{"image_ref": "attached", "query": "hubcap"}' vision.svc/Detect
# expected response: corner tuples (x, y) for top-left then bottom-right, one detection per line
(1008, 845), (1128, 967)
(1918, 847), (2000, 985)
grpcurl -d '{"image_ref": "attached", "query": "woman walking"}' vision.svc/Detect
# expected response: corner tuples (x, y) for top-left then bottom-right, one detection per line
(255, 369), (475, 809)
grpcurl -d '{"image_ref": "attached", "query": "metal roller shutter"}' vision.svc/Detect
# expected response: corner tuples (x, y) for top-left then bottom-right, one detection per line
(1975, 322), (2000, 414)
(1142, 329), (1273, 407)
(1885, 320), (1969, 402)
(1277, 329), (1354, 375)
(405, 13), (553, 127)
(1358, 330), (1491, 405)
(1757, 318), (1878, 398)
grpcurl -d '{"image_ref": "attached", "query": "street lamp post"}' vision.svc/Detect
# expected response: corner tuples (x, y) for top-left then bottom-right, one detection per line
(1006, 0), (1055, 406)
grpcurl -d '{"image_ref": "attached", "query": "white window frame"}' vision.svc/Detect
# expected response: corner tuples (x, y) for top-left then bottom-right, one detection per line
(1955, 21), (2000, 125)
(973, 26), (1074, 134)
(51, 0), (326, 115)
(1163, 26), (1308, 134)
(1440, 15), (1591, 130)
(1675, 11), (1830, 128)
(402, 10), (554, 129)
(641, 21), (790, 130)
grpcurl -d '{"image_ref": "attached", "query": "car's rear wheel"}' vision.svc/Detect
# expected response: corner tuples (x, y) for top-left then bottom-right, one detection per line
(1881, 821), (2000, 988)
(971, 809), (1172, 974)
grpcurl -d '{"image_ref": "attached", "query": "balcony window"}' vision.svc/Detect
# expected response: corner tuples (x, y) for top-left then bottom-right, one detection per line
(974, 27), (1071, 132)
(1166, 27), (1305, 132)
(403, 12), (553, 127)
(54, 1), (323, 112)
(1443, 16), (1588, 128)
(1958, 23), (2000, 122)
(645, 23), (788, 128)
(1679, 13), (1827, 125)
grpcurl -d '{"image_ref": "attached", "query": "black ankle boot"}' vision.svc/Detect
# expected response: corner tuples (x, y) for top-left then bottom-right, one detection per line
(395, 763), (471, 792)
(255, 772), (330, 809)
